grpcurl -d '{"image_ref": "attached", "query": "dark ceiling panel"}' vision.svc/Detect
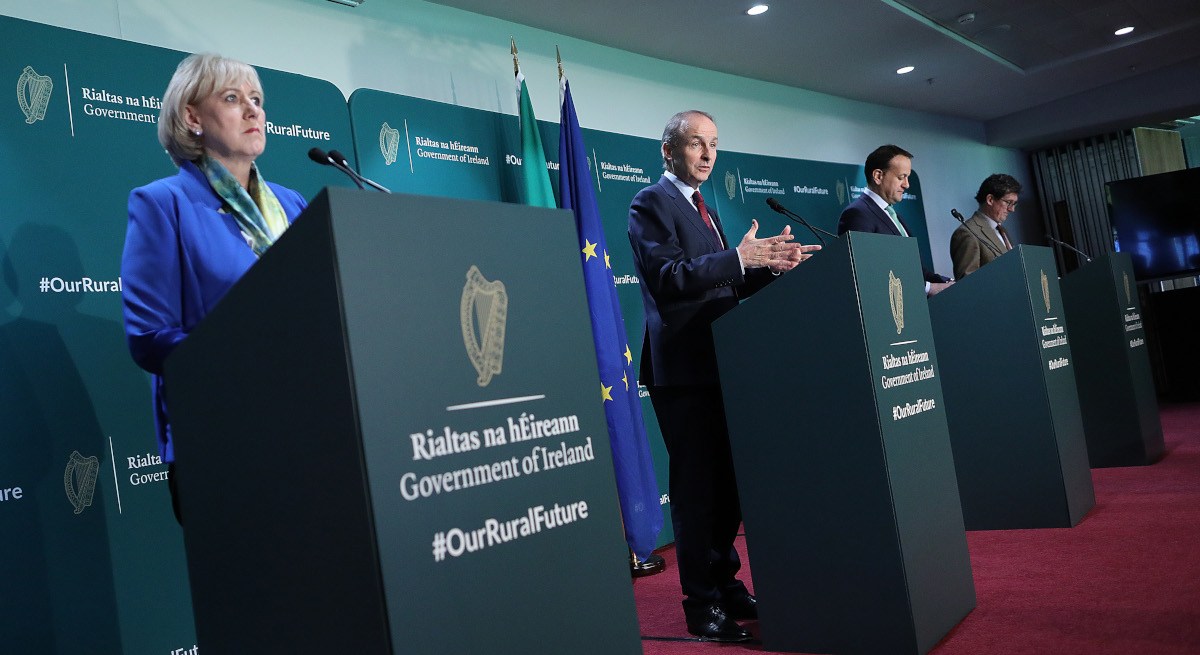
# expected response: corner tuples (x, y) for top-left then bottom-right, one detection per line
(426, 0), (1200, 137)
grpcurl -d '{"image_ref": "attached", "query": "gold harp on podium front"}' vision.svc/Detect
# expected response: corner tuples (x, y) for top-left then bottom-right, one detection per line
(460, 265), (508, 387)
(888, 269), (905, 335)
(1041, 269), (1051, 313)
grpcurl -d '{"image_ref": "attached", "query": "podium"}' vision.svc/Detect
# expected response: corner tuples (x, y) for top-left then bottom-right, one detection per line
(1060, 253), (1163, 467)
(713, 232), (975, 654)
(929, 246), (1094, 530)
(164, 189), (641, 654)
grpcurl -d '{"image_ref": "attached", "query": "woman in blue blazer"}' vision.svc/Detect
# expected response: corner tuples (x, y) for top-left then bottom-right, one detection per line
(121, 53), (307, 521)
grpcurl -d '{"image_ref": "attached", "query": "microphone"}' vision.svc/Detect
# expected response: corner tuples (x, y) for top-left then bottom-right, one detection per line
(951, 208), (1003, 258)
(1045, 234), (1093, 263)
(308, 146), (364, 190)
(765, 198), (837, 246)
(328, 149), (391, 193)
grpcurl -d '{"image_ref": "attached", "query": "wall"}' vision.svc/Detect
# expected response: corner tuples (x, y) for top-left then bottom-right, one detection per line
(1179, 120), (1200, 168)
(0, 0), (1038, 276)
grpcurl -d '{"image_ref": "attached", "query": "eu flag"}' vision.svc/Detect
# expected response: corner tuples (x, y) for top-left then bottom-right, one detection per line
(558, 74), (663, 559)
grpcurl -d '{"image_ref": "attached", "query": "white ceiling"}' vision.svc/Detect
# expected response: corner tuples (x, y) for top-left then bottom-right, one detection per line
(425, 0), (1200, 149)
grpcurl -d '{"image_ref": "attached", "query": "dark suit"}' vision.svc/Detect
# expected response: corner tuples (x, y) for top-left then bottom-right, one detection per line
(837, 193), (949, 283)
(628, 175), (773, 613)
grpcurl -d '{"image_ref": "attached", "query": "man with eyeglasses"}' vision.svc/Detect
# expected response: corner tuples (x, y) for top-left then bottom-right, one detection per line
(950, 173), (1023, 279)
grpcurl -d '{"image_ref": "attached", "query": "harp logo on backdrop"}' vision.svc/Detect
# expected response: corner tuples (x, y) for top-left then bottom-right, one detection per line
(461, 265), (508, 387)
(380, 122), (400, 165)
(64, 450), (99, 515)
(836, 178), (848, 206)
(724, 170), (737, 200)
(889, 270), (905, 335)
(17, 65), (53, 124)
(1124, 272), (1132, 305)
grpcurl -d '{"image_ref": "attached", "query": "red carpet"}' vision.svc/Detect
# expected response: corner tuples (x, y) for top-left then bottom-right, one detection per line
(634, 402), (1200, 654)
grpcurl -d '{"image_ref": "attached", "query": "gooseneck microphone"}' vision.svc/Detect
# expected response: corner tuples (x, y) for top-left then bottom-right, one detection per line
(328, 149), (391, 193)
(951, 208), (1003, 258)
(765, 197), (836, 246)
(308, 147), (364, 190)
(1044, 234), (1093, 263)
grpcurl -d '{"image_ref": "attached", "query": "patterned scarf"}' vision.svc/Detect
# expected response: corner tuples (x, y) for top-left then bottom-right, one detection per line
(197, 155), (290, 257)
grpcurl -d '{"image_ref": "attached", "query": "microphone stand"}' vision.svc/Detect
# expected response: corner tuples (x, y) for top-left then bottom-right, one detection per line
(329, 150), (392, 193)
(766, 199), (836, 246)
(1044, 234), (1093, 263)
(308, 147), (363, 189)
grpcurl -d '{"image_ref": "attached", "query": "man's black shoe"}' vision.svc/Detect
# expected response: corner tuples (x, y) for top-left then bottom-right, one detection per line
(685, 604), (752, 642)
(719, 592), (758, 621)
(630, 552), (666, 577)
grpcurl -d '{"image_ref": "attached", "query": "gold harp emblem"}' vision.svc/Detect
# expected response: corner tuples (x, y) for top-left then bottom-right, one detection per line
(17, 66), (53, 124)
(888, 270), (904, 334)
(379, 122), (400, 166)
(64, 450), (99, 515)
(461, 266), (508, 387)
(1041, 270), (1051, 313)
(1123, 272), (1131, 305)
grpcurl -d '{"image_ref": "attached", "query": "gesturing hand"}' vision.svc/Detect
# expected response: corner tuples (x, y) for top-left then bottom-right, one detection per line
(737, 221), (820, 272)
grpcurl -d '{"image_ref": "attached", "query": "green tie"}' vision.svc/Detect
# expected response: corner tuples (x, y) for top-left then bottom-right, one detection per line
(884, 205), (908, 237)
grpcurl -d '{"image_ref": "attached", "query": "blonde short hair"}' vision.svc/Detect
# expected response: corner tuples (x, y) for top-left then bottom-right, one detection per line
(158, 53), (263, 165)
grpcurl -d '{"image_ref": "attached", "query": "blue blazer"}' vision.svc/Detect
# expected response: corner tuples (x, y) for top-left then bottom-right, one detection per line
(837, 194), (949, 283)
(121, 160), (307, 461)
(628, 176), (773, 386)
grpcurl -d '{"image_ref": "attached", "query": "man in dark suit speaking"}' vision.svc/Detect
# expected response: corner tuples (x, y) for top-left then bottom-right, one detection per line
(628, 110), (820, 642)
(838, 144), (953, 296)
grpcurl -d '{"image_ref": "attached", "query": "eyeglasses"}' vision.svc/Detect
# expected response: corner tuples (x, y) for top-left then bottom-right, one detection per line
(1000, 198), (1018, 210)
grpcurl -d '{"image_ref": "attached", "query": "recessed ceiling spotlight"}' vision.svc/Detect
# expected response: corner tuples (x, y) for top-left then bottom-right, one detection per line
(1115, 26), (1135, 36)
(897, 66), (915, 75)
(747, 4), (769, 16)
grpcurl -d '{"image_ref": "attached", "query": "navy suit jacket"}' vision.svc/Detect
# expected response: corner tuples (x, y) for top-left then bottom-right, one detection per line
(121, 160), (307, 460)
(837, 194), (949, 283)
(628, 176), (774, 386)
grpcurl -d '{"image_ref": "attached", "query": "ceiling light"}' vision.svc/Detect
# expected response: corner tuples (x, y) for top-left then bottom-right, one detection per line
(327, 0), (364, 6)
(747, 4), (769, 16)
(897, 66), (915, 75)
(1114, 26), (1134, 36)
